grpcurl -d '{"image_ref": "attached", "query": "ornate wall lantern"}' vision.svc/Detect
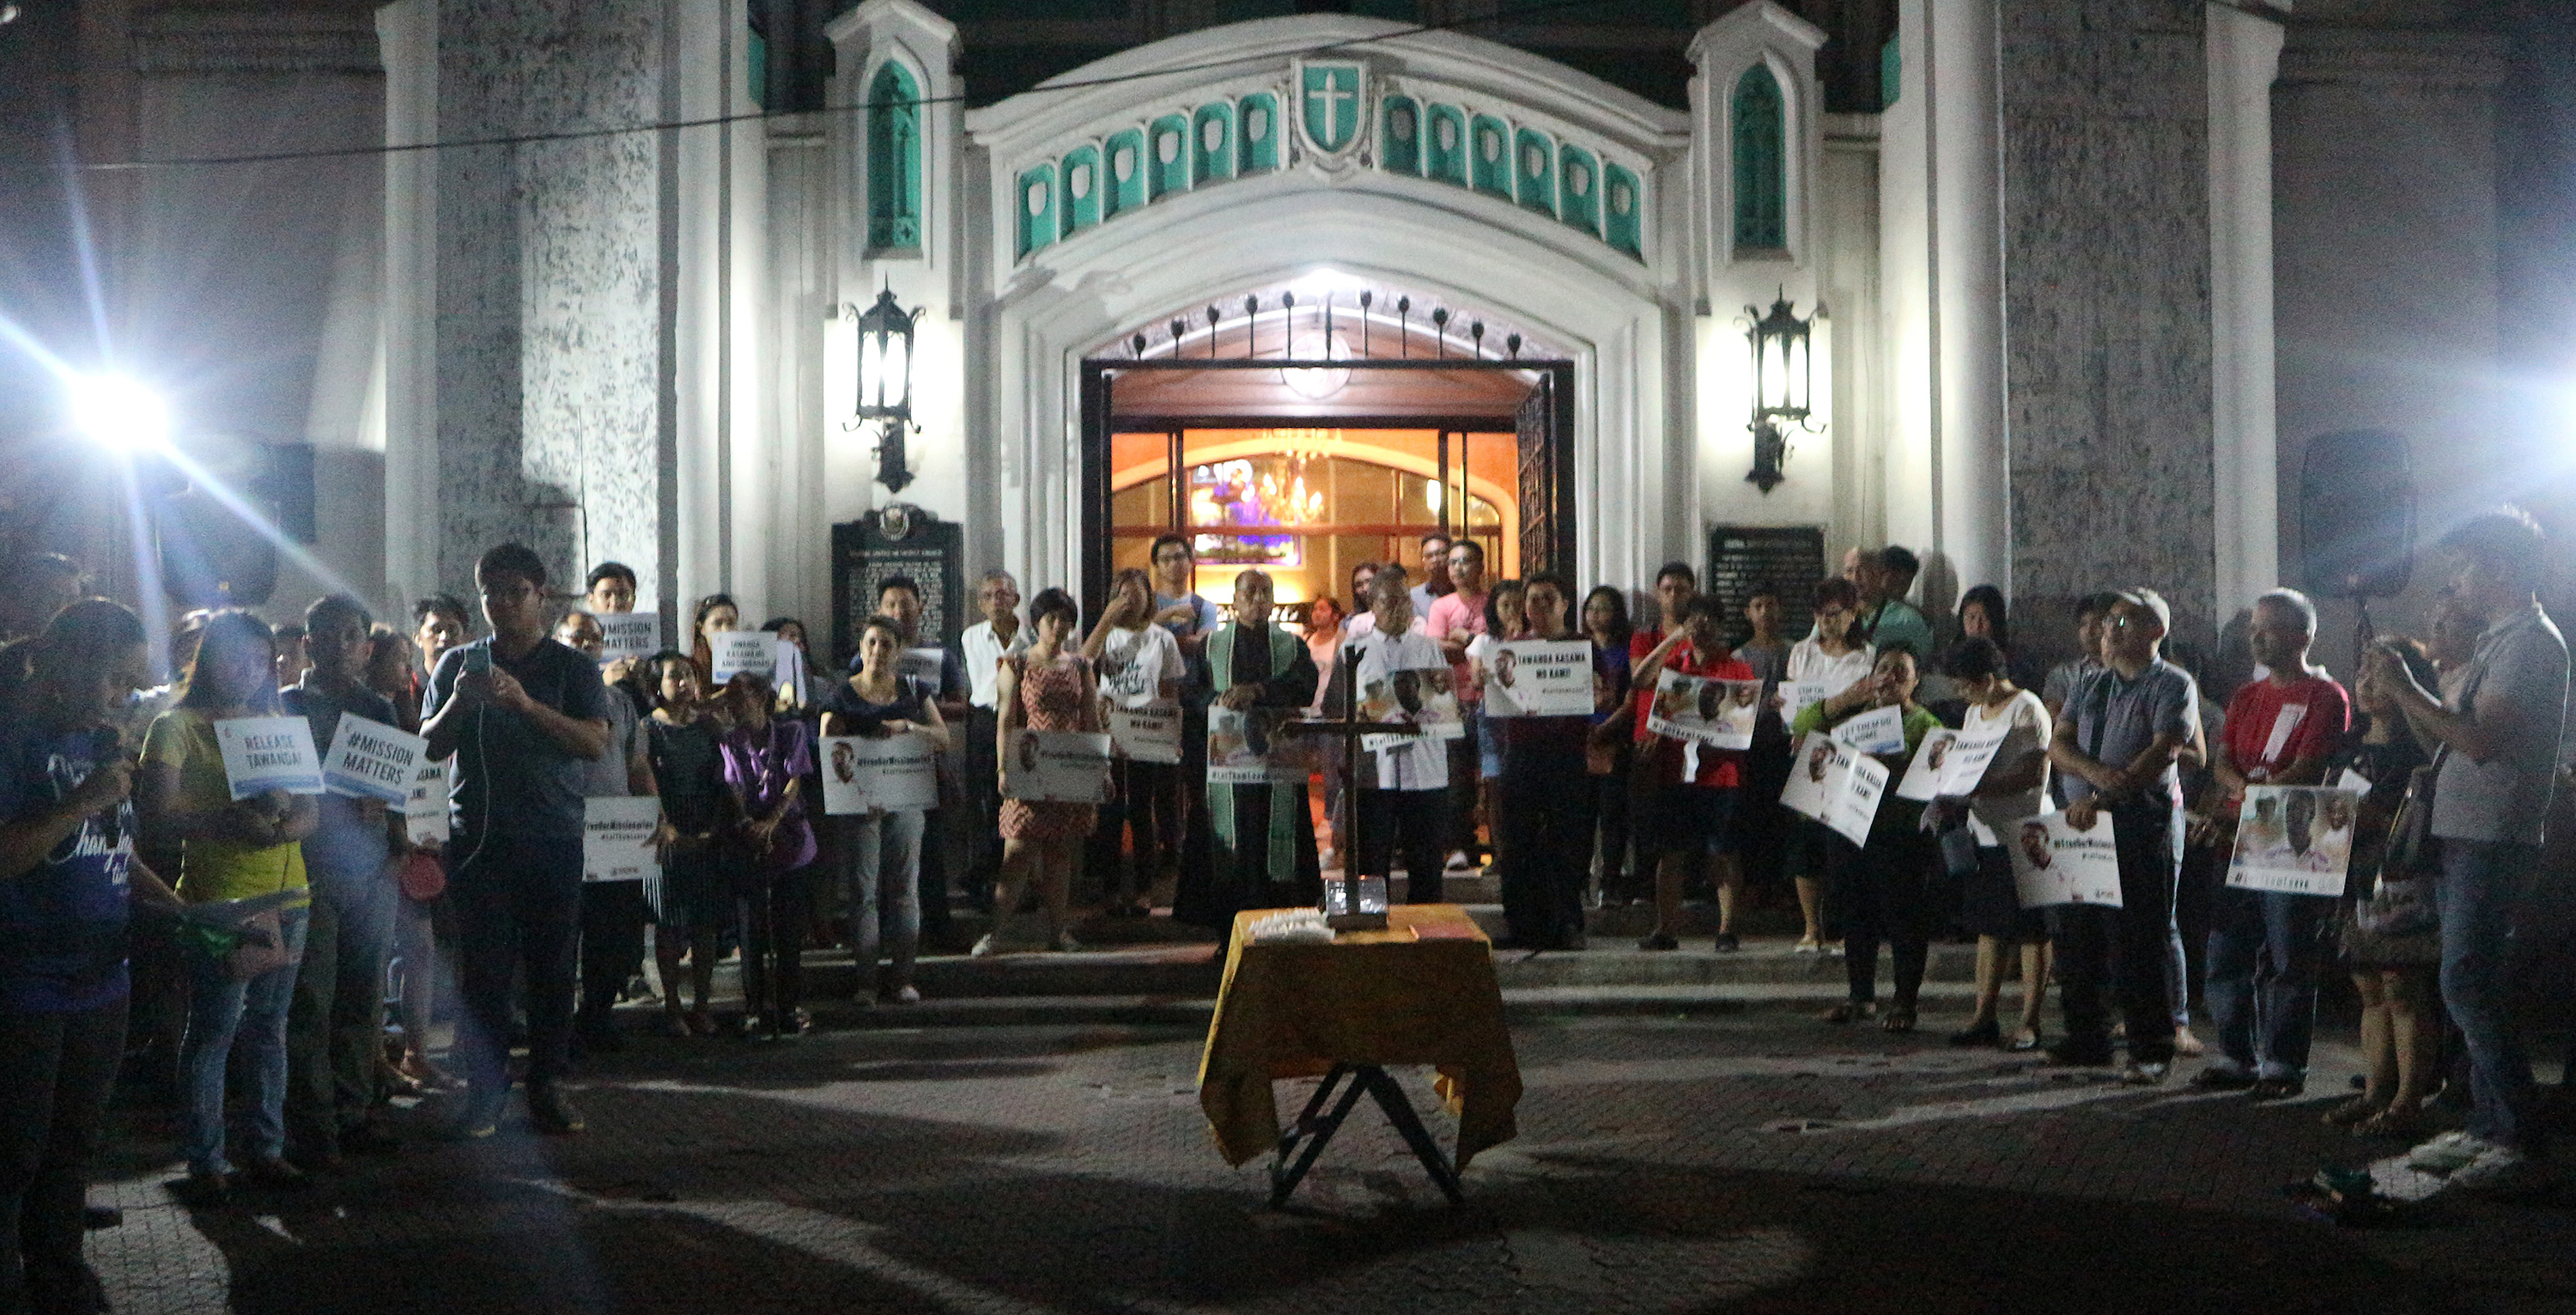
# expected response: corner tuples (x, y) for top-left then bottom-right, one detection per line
(1744, 289), (1823, 494)
(841, 286), (923, 493)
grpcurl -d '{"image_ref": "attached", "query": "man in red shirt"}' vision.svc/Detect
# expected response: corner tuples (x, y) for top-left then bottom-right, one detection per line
(2191, 587), (2350, 1099)
(1425, 540), (1492, 871)
(1621, 574), (1754, 952)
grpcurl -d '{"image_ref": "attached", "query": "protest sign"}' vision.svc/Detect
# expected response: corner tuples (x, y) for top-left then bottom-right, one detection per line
(775, 640), (815, 708)
(401, 758), (450, 844)
(214, 717), (324, 799)
(1781, 680), (1833, 721)
(899, 648), (948, 691)
(318, 713), (428, 805)
(1106, 703), (1183, 764)
(2226, 785), (2359, 897)
(1208, 707), (1315, 784)
(1644, 669), (1762, 750)
(598, 613), (660, 665)
(582, 796), (661, 883)
(819, 734), (938, 814)
(1892, 723), (2012, 802)
(1779, 732), (1887, 845)
(1358, 666), (1465, 752)
(2008, 812), (2123, 908)
(708, 631), (778, 685)
(1482, 640), (1594, 718)
(1003, 730), (1111, 803)
(1832, 704), (1907, 755)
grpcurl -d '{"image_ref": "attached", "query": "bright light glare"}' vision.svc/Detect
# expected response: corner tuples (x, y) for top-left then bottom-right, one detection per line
(1289, 267), (1364, 297)
(68, 374), (170, 453)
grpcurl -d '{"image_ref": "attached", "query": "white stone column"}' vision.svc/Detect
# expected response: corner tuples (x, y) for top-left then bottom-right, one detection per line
(2206, 2), (2285, 617)
(379, 0), (439, 608)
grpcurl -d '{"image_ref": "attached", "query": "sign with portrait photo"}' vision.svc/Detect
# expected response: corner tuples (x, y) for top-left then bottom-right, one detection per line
(819, 734), (939, 815)
(1892, 723), (2012, 802)
(1778, 732), (1890, 847)
(1107, 703), (1183, 764)
(1002, 730), (1111, 803)
(1207, 706), (1316, 784)
(1482, 640), (1594, 718)
(2008, 812), (2123, 908)
(214, 716), (325, 799)
(1644, 669), (1763, 750)
(2227, 785), (2359, 896)
(1358, 665), (1466, 753)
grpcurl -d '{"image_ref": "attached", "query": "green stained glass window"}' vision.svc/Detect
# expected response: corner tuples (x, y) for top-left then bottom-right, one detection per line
(866, 63), (922, 251)
(1730, 64), (1786, 250)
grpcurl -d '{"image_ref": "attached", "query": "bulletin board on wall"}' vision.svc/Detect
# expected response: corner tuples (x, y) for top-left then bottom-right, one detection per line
(1705, 525), (1826, 643)
(832, 506), (964, 668)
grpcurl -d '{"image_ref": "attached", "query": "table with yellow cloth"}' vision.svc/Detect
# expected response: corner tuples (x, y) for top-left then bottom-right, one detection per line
(1195, 904), (1522, 1193)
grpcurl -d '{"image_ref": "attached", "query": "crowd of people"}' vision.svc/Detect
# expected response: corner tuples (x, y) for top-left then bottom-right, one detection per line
(5, 508), (2576, 1307)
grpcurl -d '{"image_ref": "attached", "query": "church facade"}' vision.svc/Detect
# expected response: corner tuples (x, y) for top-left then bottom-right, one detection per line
(324, 0), (2504, 667)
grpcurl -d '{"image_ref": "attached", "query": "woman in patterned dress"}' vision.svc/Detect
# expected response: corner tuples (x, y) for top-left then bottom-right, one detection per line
(977, 588), (1100, 955)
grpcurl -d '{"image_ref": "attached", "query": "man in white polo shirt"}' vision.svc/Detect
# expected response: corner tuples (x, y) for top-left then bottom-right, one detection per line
(957, 571), (1025, 908)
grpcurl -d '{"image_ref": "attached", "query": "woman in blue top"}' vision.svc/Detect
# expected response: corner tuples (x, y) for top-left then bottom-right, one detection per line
(0, 601), (179, 1309)
(821, 617), (951, 1005)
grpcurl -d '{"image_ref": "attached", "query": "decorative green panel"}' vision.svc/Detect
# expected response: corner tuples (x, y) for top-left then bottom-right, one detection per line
(1880, 33), (1899, 107)
(1015, 165), (1057, 260)
(748, 30), (768, 110)
(1731, 64), (1787, 249)
(1102, 128), (1145, 221)
(1148, 113), (1190, 199)
(1192, 103), (1234, 184)
(1557, 144), (1600, 236)
(1060, 144), (1102, 235)
(1514, 127), (1556, 217)
(1424, 104), (1466, 185)
(1469, 114), (1511, 198)
(1603, 162), (1643, 259)
(1237, 93), (1279, 174)
(1380, 95), (1420, 175)
(865, 63), (921, 251)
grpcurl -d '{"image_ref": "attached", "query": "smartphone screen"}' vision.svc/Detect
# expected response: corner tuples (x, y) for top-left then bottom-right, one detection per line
(465, 646), (491, 676)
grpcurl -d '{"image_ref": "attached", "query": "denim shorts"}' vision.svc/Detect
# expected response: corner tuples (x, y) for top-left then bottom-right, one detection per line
(1474, 709), (1504, 779)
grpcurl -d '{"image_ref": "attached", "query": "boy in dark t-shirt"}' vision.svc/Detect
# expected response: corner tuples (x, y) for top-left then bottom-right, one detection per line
(420, 545), (611, 1139)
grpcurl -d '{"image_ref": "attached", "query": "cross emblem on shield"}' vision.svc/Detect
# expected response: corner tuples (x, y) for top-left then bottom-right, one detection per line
(1299, 62), (1365, 156)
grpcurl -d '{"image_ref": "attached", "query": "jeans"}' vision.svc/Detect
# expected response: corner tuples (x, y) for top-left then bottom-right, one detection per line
(286, 869), (397, 1154)
(2202, 885), (2332, 1080)
(739, 865), (816, 1026)
(577, 880), (651, 1030)
(181, 906), (310, 1175)
(452, 837), (583, 1096)
(2051, 807), (2180, 1064)
(1498, 751), (1595, 947)
(1834, 830), (1932, 1007)
(1357, 788), (1449, 904)
(0, 1001), (125, 1312)
(2439, 839), (2543, 1149)
(843, 811), (925, 991)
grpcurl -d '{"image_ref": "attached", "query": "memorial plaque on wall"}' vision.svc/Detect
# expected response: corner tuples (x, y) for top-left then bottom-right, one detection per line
(832, 506), (963, 670)
(1705, 526), (1826, 645)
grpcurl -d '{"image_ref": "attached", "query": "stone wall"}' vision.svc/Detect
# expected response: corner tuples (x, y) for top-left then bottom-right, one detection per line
(432, 0), (664, 596)
(1998, 0), (2217, 659)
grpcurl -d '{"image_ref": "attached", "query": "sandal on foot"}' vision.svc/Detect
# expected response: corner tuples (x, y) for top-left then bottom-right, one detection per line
(2322, 1094), (2385, 1128)
(1820, 1001), (1875, 1025)
(1880, 1007), (1918, 1034)
(2355, 1104), (2431, 1140)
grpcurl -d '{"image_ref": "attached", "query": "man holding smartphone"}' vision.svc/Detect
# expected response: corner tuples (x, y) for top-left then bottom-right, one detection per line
(421, 544), (611, 1140)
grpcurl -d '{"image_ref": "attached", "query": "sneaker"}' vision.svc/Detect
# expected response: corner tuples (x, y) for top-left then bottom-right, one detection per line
(891, 984), (922, 1005)
(450, 1085), (507, 1140)
(1710, 933), (1741, 953)
(2172, 1027), (2206, 1058)
(2406, 1130), (2498, 1174)
(2117, 1061), (2170, 1086)
(969, 934), (1000, 958)
(527, 1083), (586, 1135)
(2189, 1066), (2257, 1092)
(1637, 932), (1680, 952)
(1792, 939), (1821, 955)
(2246, 1076), (2306, 1102)
(2444, 1143), (2549, 1196)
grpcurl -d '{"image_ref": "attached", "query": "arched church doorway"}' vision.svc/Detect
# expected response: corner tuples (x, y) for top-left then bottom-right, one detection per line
(1078, 277), (1576, 618)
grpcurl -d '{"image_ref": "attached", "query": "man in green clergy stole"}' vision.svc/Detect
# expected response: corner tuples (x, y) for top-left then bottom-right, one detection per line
(1175, 569), (1321, 927)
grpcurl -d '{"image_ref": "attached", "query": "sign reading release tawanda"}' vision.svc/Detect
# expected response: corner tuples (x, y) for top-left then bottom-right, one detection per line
(214, 717), (324, 800)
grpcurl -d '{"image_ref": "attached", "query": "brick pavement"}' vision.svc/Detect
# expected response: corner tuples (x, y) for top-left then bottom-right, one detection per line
(84, 1016), (2576, 1314)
